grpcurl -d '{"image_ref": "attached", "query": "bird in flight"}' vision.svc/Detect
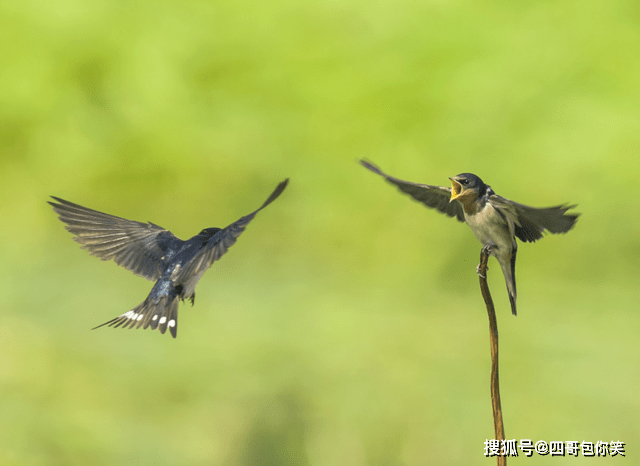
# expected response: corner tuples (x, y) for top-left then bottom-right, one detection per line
(49, 179), (288, 337)
(360, 160), (579, 315)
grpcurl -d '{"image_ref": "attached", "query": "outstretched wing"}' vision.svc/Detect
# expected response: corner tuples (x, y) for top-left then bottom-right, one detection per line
(360, 159), (464, 222)
(49, 197), (181, 281)
(490, 195), (579, 243)
(172, 179), (289, 285)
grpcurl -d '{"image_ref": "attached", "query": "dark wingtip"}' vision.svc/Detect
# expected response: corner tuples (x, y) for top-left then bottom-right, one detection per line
(556, 204), (581, 233)
(48, 196), (73, 206)
(359, 159), (384, 176)
(48, 196), (90, 214)
(566, 204), (581, 224)
(258, 178), (289, 210)
(48, 196), (64, 209)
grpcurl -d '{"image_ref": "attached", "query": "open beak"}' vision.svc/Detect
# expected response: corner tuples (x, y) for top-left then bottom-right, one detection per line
(449, 177), (463, 202)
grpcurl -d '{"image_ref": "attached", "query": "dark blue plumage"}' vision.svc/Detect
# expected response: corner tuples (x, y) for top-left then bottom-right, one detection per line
(49, 180), (288, 337)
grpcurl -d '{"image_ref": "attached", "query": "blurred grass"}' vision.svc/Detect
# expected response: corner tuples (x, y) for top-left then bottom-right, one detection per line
(1, 0), (639, 464)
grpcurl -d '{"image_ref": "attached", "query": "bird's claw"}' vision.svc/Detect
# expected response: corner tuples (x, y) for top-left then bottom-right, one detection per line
(477, 245), (491, 278)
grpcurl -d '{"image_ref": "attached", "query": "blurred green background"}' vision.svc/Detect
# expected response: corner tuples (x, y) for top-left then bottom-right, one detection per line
(1, 0), (639, 464)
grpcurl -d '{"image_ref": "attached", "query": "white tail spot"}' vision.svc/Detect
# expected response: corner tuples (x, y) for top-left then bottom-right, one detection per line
(152, 315), (158, 321)
(136, 314), (143, 321)
(168, 319), (176, 327)
(159, 316), (167, 325)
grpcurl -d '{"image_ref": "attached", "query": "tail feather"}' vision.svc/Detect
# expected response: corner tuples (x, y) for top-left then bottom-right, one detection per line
(496, 248), (518, 316)
(508, 292), (517, 316)
(93, 295), (179, 338)
(146, 297), (179, 337)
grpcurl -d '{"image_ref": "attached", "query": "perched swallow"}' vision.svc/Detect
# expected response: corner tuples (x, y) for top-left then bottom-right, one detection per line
(49, 179), (288, 337)
(360, 160), (579, 315)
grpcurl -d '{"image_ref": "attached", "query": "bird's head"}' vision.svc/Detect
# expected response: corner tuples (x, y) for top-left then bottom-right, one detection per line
(449, 173), (486, 204)
(197, 227), (222, 240)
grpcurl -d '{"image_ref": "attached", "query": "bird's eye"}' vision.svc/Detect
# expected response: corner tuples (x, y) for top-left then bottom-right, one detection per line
(460, 179), (469, 186)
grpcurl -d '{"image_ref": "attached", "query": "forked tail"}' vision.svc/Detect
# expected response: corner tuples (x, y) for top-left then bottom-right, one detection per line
(92, 295), (180, 338)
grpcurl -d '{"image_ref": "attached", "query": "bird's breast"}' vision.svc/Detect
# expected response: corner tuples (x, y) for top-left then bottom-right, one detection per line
(464, 202), (513, 252)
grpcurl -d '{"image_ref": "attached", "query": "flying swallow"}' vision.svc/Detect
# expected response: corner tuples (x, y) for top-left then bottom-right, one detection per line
(49, 179), (288, 337)
(360, 160), (579, 315)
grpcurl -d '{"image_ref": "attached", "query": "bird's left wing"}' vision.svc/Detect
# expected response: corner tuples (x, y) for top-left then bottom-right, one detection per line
(172, 179), (289, 284)
(49, 197), (181, 280)
(490, 194), (579, 243)
(360, 160), (465, 221)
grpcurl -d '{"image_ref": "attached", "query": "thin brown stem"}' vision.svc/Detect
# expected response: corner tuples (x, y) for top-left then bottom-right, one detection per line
(478, 248), (506, 465)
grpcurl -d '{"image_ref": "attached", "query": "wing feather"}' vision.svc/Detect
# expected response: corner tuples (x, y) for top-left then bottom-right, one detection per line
(172, 179), (289, 284)
(49, 197), (181, 280)
(360, 160), (464, 222)
(490, 195), (579, 243)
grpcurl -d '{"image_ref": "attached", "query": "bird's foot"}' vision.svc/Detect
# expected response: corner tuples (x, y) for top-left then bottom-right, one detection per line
(477, 245), (492, 278)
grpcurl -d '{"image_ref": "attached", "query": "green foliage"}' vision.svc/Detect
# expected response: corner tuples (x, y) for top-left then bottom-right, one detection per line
(1, 0), (639, 464)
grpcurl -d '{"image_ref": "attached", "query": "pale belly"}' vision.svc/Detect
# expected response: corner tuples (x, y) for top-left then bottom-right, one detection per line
(464, 203), (513, 255)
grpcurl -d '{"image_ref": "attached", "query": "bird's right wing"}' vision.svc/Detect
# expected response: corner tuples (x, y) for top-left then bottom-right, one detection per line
(360, 159), (465, 221)
(172, 179), (289, 284)
(49, 197), (181, 281)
